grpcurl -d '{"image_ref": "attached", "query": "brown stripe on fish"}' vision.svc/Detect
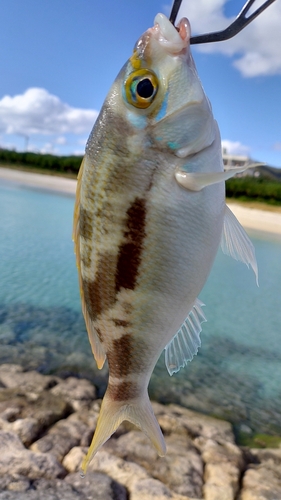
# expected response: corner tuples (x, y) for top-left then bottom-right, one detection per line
(81, 239), (92, 268)
(79, 206), (94, 241)
(112, 319), (130, 327)
(106, 333), (148, 378)
(107, 380), (140, 401)
(82, 252), (117, 320)
(115, 198), (146, 292)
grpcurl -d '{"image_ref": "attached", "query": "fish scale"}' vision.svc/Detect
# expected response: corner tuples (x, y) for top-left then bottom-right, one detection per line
(73, 13), (258, 473)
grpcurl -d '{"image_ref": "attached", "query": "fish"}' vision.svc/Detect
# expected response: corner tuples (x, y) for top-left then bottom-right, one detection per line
(73, 13), (258, 473)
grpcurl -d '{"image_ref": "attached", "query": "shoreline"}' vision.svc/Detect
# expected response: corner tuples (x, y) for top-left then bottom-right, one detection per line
(1, 166), (281, 236)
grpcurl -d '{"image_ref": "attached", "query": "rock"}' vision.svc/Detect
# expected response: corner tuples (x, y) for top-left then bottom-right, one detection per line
(0, 480), (81, 499)
(66, 471), (128, 499)
(0, 416), (39, 446)
(194, 437), (244, 500)
(63, 446), (88, 473)
(0, 475), (30, 492)
(105, 430), (203, 498)
(249, 447), (281, 464)
(152, 434), (203, 498)
(240, 462), (281, 500)
(0, 430), (66, 480)
(0, 388), (70, 432)
(0, 366), (59, 394)
(30, 416), (88, 462)
(203, 463), (240, 500)
(89, 450), (191, 500)
(152, 402), (235, 443)
(50, 377), (96, 411)
(130, 477), (174, 499)
(7, 477), (30, 492)
(0, 364), (23, 374)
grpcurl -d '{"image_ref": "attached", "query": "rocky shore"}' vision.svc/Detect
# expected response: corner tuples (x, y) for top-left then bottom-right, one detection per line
(0, 364), (280, 500)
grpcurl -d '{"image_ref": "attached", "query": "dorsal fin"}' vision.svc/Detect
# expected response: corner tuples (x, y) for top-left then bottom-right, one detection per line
(221, 205), (258, 285)
(73, 157), (106, 369)
(165, 299), (206, 376)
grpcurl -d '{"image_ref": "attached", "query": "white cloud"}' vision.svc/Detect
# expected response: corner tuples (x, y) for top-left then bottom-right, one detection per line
(173, 0), (281, 77)
(56, 136), (67, 145)
(222, 139), (251, 156)
(0, 88), (98, 136)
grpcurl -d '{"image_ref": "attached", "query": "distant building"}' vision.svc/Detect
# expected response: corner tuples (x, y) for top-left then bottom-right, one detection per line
(222, 147), (260, 177)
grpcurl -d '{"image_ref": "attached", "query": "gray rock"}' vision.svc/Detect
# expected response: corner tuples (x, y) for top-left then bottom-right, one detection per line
(6, 477), (30, 492)
(50, 377), (96, 411)
(152, 402), (235, 443)
(249, 447), (281, 464)
(105, 430), (203, 498)
(194, 437), (244, 500)
(88, 450), (189, 500)
(152, 434), (203, 498)
(0, 388), (70, 432)
(62, 447), (88, 473)
(65, 471), (128, 499)
(0, 416), (39, 446)
(0, 475), (30, 492)
(240, 461), (281, 500)
(0, 367), (59, 394)
(0, 474), (127, 500)
(0, 430), (66, 480)
(0, 484), (81, 500)
(0, 364), (23, 374)
(30, 415), (88, 461)
(130, 477), (174, 499)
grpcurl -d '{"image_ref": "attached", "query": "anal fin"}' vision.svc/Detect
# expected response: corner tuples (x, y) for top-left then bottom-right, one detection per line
(165, 299), (206, 376)
(221, 205), (258, 285)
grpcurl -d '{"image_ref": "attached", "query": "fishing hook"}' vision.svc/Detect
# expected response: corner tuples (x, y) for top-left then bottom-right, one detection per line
(169, 0), (277, 44)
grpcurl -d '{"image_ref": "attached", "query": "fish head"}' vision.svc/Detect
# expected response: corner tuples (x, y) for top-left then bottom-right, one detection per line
(108, 13), (217, 159)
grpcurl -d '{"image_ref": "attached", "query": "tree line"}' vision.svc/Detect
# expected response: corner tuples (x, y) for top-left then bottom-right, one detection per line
(226, 176), (281, 206)
(1, 148), (281, 205)
(0, 148), (82, 175)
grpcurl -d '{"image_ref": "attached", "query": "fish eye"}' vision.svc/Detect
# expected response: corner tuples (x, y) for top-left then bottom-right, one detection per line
(137, 78), (154, 99)
(124, 69), (159, 109)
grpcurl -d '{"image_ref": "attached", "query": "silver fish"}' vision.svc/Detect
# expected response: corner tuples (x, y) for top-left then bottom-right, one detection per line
(73, 13), (257, 473)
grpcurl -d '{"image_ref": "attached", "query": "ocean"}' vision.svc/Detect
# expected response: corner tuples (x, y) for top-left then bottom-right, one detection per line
(1, 180), (281, 438)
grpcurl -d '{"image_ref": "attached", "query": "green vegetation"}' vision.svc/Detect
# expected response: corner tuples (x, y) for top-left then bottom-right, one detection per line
(237, 432), (281, 448)
(226, 176), (281, 206)
(0, 148), (82, 176)
(1, 148), (281, 205)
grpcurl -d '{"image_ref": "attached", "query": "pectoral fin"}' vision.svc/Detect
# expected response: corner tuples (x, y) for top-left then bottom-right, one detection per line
(175, 163), (264, 192)
(221, 205), (258, 285)
(165, 299), (206, 376)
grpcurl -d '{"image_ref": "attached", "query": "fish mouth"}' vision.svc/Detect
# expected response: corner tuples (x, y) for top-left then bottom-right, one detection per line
(151, 13), (190, 54)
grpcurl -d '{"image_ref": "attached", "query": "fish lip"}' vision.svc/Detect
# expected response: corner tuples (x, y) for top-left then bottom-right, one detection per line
(150, 14), (191, 54)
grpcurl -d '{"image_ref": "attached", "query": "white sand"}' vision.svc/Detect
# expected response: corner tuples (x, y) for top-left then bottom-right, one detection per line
(1, 167), (281, 236)
(0, 167), (77, 195)
(227, 202), (281, 236)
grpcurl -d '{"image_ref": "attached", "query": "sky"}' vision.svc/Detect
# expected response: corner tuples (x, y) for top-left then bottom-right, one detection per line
(0, 0), (281, 167)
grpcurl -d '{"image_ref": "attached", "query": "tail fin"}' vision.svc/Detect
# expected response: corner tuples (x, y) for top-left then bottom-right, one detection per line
(81, 391), (166, 473)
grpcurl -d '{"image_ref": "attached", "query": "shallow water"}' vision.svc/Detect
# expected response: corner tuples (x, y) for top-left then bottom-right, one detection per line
(0, 181), (281, 435)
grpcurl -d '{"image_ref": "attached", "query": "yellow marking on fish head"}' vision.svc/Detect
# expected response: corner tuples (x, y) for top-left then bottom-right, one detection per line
(130, 50), (142, 70)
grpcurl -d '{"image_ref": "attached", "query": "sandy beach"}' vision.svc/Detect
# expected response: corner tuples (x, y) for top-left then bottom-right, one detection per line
(1, 166), (281, 236)
(0, 167), (77, 195)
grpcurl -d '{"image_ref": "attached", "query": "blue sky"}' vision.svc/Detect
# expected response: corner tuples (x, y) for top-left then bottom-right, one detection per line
(1, 0), (281, 167)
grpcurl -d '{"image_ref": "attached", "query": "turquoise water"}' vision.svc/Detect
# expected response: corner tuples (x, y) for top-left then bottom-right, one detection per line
(1, 181), (281, 435)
